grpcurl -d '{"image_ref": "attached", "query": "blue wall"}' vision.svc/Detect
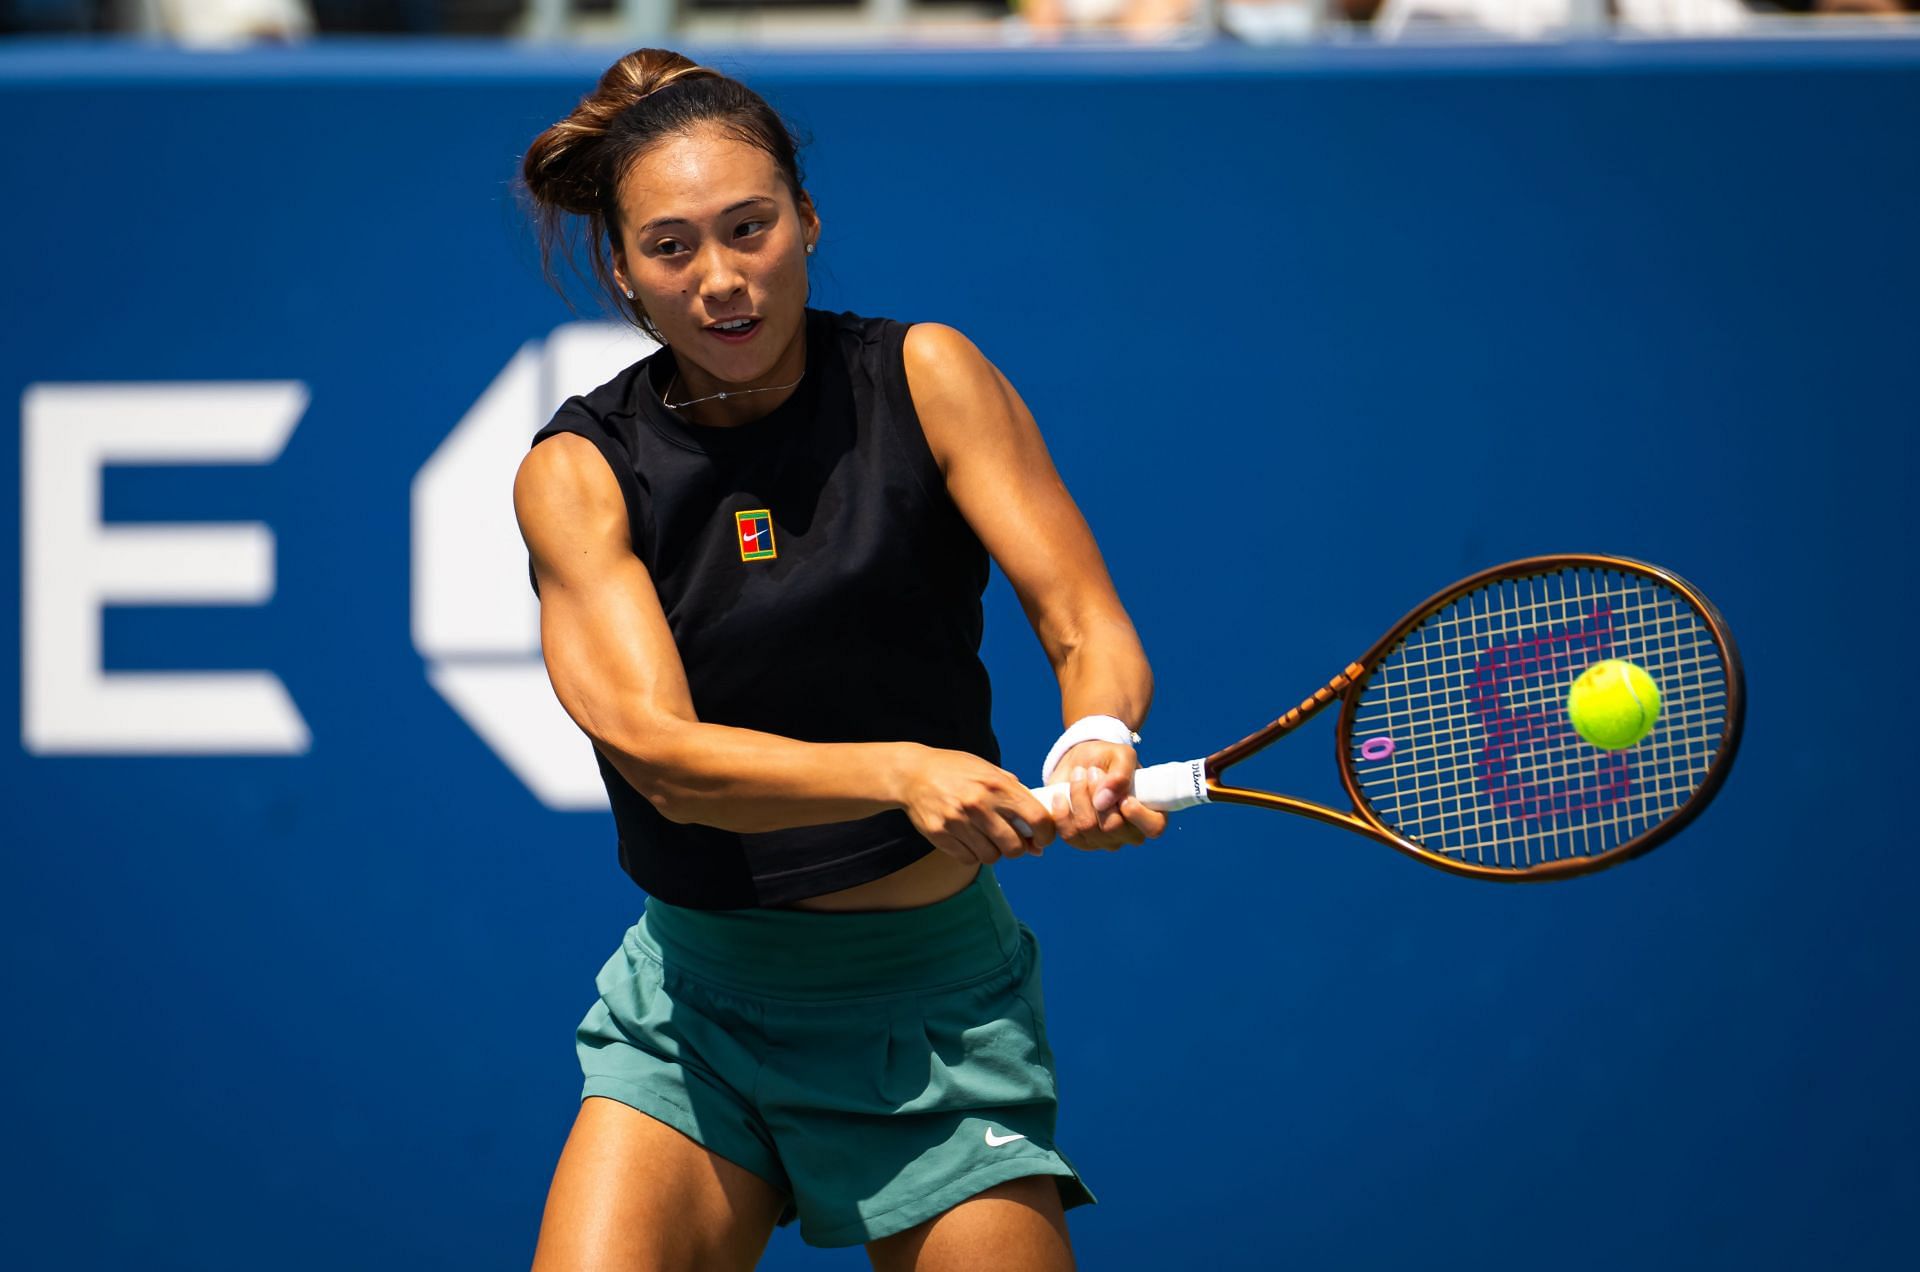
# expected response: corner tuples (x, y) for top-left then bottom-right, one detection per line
(3, 38), (1917, 1270)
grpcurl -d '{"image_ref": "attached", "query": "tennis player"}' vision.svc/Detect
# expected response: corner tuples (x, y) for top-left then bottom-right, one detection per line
(514, 49), (1164, 1271)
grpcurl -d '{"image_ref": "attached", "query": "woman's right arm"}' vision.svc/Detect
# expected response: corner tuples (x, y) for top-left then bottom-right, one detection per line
(512, 433), (1053, 861)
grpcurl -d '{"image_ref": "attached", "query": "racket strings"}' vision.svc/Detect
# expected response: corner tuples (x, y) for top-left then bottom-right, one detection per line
(1348, 567), (1731, 870)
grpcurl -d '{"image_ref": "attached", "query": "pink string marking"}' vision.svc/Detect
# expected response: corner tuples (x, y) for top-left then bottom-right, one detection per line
(1467, 602), (1633, 825)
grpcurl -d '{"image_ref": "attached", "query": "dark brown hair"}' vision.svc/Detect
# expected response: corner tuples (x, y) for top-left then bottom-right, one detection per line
(519, 48), (808, 338)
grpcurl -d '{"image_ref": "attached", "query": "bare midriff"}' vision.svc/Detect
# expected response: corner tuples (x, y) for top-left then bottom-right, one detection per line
(780, 850), (980, 913)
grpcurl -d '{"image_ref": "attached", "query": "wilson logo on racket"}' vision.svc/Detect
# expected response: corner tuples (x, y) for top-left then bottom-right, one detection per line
(735, 509), (776, 562)
(1025, 555), (1744, 882)
(1469, 606), (1630, 824)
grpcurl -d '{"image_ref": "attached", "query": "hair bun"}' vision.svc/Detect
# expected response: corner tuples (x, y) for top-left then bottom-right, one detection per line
(599, 47), (721, 112)
(520, 49), (717, 215)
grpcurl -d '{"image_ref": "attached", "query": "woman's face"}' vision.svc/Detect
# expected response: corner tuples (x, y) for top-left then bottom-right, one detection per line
(613, 126), (818, 394)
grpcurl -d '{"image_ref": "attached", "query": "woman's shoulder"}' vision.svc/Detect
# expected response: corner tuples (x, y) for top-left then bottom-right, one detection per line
(814, 307), (971, 343)
(531, 347), (661, 450)
(897, 322), (998, 407)
(814, 308), (987, 383)
(814, 306), (908, 349)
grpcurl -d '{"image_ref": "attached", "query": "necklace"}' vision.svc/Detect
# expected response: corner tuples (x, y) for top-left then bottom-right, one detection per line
(662, 367), (805, 411)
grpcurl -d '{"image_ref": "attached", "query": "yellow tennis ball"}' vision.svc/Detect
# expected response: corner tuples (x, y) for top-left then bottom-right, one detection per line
(1566, 659), (1661, 750)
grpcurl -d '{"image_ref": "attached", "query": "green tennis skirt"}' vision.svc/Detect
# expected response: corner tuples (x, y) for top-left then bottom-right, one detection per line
(574, 865), (1095, 1248)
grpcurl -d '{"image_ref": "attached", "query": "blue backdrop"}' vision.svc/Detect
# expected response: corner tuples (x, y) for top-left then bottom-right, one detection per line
(4, 36), (1917, 1271)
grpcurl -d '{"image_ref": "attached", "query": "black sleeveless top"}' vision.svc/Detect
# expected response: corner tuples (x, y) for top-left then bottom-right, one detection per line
(527, 308), (999, 909)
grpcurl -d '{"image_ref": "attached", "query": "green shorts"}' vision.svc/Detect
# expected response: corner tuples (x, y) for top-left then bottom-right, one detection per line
(574, 866), (1095, 1248)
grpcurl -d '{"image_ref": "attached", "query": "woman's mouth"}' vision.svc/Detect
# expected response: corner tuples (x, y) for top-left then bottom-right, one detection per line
(706, 317), (761, 345)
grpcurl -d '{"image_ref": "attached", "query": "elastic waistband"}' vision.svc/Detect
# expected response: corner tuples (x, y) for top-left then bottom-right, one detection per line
(636, 867), (1022, 1001)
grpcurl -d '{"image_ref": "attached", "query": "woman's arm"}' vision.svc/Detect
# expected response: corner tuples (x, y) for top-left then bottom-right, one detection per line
(902, 323), (1167, 850)
(513, 432), (1053, 862)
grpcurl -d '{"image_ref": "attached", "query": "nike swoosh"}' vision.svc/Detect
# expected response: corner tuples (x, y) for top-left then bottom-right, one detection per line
(984, 1128), (1027, 1147)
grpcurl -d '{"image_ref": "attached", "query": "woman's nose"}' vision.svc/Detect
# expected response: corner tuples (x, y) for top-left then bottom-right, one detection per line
(696, 246), (745, 303)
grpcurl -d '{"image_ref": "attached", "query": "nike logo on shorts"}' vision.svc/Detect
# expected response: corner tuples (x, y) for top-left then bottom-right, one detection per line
(984, 1128), (1027, 1147)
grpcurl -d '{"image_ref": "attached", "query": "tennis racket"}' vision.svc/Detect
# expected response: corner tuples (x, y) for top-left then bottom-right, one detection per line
(1032, 554), (1744, 881)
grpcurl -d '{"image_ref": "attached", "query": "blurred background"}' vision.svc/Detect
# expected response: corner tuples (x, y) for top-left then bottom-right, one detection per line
(7, 0), (1920, 45)
(4, 6), (1918, 1272)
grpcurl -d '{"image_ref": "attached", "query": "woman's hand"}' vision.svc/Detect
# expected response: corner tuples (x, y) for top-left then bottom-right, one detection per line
(1047, 740), (1169, 852)
(896, 745), (1057, 864)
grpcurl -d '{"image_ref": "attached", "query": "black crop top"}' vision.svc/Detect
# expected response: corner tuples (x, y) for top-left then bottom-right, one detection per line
(527, 308), (1000, 909)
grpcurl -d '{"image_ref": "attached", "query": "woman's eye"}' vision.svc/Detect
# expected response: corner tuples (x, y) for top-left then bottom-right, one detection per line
(653, 239), (684, 256)
(735, 220), (767, 238)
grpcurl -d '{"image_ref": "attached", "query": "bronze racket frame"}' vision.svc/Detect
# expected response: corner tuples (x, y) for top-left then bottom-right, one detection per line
(1198, 554), (1746, 881)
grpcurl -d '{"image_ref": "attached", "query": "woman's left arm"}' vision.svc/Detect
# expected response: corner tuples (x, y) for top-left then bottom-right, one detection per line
(903, 323), (1167, 851)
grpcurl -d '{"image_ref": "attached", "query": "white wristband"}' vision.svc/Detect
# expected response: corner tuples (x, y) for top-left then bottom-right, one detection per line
(1040, 714), (1142, 785)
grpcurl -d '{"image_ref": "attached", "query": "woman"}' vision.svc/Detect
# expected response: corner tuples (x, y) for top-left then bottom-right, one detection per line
(514, 49), (1164, 1271)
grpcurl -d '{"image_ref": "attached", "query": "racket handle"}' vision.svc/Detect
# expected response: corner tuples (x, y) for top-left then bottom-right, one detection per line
(1027, 758), (1211, 815)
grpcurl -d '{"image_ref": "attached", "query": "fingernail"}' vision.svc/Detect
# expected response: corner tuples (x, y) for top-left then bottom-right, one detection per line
(1071, 766), (1085, 784)
(1093, 787), (1115, 812)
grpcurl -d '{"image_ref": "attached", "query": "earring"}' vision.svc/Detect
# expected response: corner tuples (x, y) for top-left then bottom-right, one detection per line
(622, 286), (634, 298)
(805, 243), (815, 256)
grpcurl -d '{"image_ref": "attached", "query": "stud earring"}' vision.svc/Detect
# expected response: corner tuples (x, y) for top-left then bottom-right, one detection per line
(805, 243), (815, 256)
(622, 286), (634, 298)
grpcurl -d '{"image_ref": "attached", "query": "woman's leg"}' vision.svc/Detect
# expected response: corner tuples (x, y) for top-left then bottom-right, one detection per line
(863, 1176), (1075, 1272)
(531, 1095), (786, 1272)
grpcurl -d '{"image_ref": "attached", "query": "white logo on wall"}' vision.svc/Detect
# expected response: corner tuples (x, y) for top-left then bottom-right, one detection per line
(411, 322), (656, 810)
(20, 382), (311, 754)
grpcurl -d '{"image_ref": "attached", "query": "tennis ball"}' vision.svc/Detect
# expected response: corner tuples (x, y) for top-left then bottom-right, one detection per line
(1566, 659), (1661, 750)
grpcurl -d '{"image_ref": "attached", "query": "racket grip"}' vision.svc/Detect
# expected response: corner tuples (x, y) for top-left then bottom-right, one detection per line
(1026, 759), (1211, 815)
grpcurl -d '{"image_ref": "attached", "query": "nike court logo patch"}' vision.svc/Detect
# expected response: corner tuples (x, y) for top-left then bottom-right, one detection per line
(984, 1128), (1027, 1147)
